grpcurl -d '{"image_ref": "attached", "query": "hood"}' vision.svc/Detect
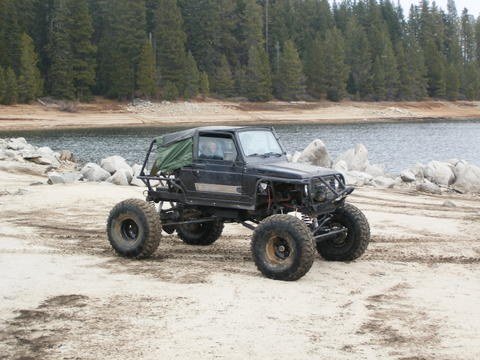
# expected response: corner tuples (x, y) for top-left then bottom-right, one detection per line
(246, 161), (340, 179)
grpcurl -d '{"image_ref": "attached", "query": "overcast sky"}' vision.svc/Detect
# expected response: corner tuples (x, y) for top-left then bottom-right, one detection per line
(398, 0), (480, 15)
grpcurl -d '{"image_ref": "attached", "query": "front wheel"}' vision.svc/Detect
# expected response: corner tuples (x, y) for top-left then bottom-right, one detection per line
(107, 199), (162, 259)
(316, 203), (370, 261)
(251, 214), (315, 281)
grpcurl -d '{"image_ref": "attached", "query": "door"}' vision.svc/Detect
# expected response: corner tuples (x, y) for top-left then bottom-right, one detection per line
(181, 133), (246, 207)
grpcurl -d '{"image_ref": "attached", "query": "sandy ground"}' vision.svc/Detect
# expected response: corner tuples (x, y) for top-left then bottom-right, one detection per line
(0, 166), (479, 359)
(1, 99), (480, 131)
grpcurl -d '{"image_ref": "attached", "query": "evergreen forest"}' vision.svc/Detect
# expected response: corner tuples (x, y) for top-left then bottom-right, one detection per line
(0, 0), (479, 104)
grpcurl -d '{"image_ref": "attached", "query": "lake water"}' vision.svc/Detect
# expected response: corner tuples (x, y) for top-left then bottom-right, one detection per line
(1, 120), (480, 173)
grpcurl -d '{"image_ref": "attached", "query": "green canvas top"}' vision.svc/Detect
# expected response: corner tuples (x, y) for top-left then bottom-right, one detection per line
(151, 136), (193, 174)
(150, 126), (273, 174)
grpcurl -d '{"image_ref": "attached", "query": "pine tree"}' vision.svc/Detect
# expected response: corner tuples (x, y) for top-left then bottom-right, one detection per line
(68, 0), (96, 101)
(345, 18), (372, 99)
(245, 45), (272, 101)
(372, 56), (386, 100)
(395, 41), (412, 100)
(0, 67), (5, 104)
(475, 16), (480, 64)
(322, 28), (349, 101)
(212, 55), (234, 97)
(274, 40), (305, 100)
(461, 63), (480, 100)
(460, 9), (476, 64)
(234, 65), (247, 96)
(236, 0), (264, 64)
(47, 0), (75, 99)
(304, 35), (325, 98)
(0, 0), (22, 72)
(18, 33), (42, 103)
(97, 0), (146, 99)
(404, 33), (428, 100)
(381, 36), (400, 100)
(137, 41), (157, 99)
(3, 67), (18, 105)
(424, 39), (446, 97)
(199, 71), (210, 96)
(445, 63), (460, 100)
(155, 0), (187, 91)
(163, 81), (179, 101)
(444, 0), (462, 66)
(298, 0), (333, 51)
(183, 51), (200, 99)
(178, 0), (223, 76)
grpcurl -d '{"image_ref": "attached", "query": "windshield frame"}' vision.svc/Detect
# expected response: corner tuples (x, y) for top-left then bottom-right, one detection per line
(235, 128), (286, 162)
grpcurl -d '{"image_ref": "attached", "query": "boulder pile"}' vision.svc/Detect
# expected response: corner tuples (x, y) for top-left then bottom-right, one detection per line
(290, 139), (480, 194)
(3, 136), (480, 194)
(0, 138), (145, 187)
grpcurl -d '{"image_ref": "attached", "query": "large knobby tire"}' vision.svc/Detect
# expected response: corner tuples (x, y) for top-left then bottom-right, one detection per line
(176, 220), (224, 246)
(107, 199), (162, 259)
(251, 214), (315, 281)
(316, 203), (370, 261)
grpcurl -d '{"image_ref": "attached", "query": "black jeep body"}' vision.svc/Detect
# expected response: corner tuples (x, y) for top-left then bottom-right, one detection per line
(140, 126), (352, 220)
(107, 126), (370, 281)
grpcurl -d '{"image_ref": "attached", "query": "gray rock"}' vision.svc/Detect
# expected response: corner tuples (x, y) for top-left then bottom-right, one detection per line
(130, 164), (145, 187)
(0, 161), (47, 176)
(48, 171), (83, 184)
(423, 161), (455, 186)
(373, 176), (396, 188)
(365, 164), (384, 177)
(452, 161), (480, 193)
(291, 151), (302, 163)
(4, 149), (23, 162)
(101, 155), (133, 175)
(416, 180), (442, 195)
(107, 169), (132, 186)
(333, 160), (348, 173)
(400, 169), (416, 183)
(344, 171), (373, 186)
(442, 200), (457, 208)
(30, 156), (60, 168)
(24, 146), (61, 167)
(410, 163), (425, 180)
(335, 144), (369, 172)
(21, 151), (41, 161)
(7, 137), (28, 151)
(81, 163), (111, 182)
(297, 139), (332, 168)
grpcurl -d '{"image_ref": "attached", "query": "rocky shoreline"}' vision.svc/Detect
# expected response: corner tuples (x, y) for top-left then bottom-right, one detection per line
(1, 136), (480, 196)
(289, 139), (480, 195)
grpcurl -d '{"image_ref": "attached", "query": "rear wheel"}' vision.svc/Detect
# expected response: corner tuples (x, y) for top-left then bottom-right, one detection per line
(251, 214), (315, 281)
(316, 203), (370, 261)
(177, 220), (224, 245)
(107, 199), (161, 259)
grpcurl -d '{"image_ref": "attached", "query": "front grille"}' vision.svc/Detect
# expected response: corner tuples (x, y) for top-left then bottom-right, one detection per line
(311, 175), (346, 202)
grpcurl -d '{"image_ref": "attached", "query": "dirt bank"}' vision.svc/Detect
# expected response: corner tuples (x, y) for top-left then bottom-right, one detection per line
(1, 99), (480, 131)
(0, 168), (479, 359)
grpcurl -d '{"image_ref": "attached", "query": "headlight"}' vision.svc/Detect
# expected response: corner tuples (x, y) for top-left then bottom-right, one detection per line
(313, 185), (327, 202)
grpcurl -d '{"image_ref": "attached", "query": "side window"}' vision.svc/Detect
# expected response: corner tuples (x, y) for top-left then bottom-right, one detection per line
(198, 135), (238, 162)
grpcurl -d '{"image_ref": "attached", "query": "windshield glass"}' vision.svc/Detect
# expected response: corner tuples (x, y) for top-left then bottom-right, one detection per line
(238, 130), (283, 157)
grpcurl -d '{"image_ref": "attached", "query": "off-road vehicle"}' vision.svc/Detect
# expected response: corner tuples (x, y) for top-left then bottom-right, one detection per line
(107, 126), (370, 281)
